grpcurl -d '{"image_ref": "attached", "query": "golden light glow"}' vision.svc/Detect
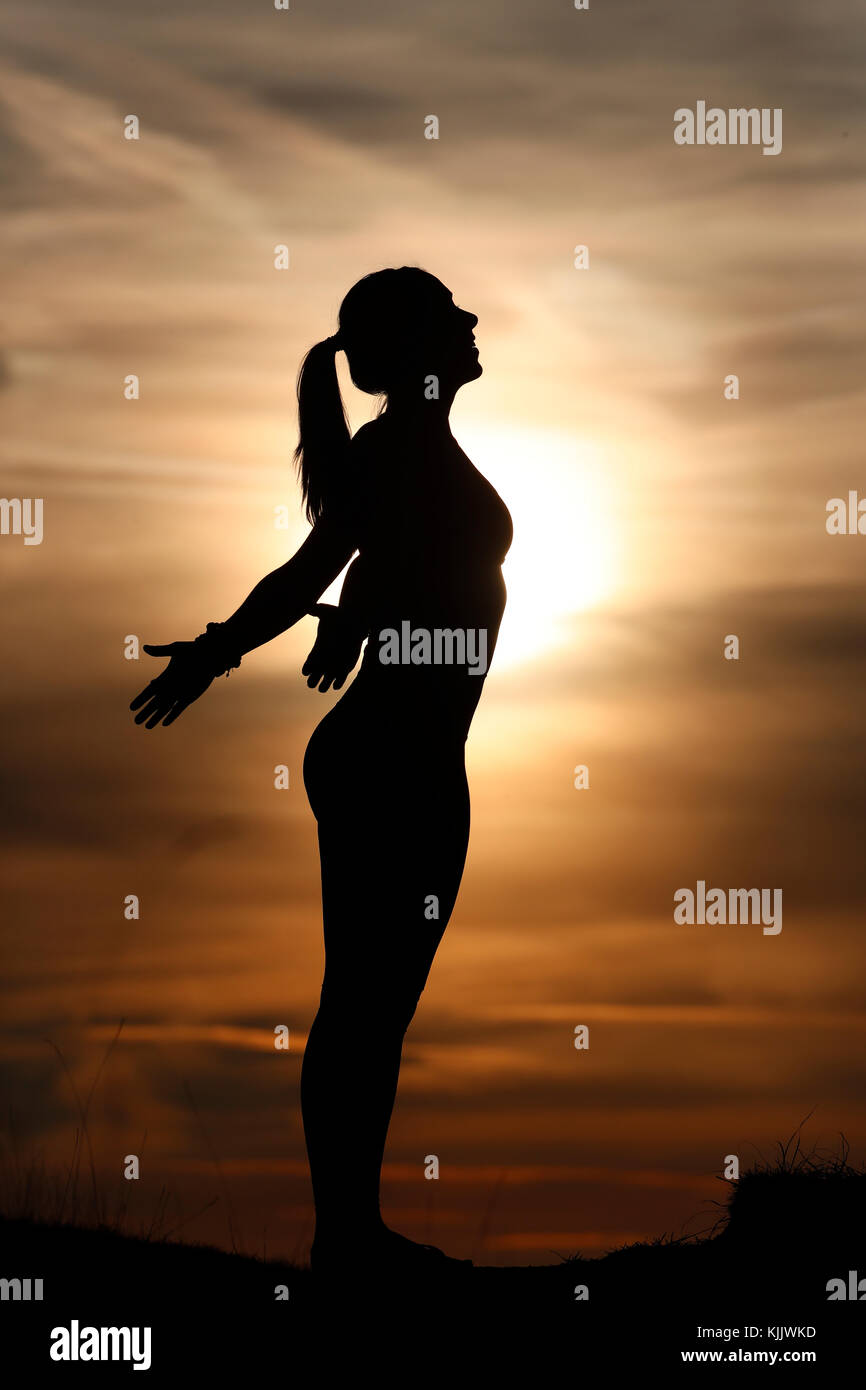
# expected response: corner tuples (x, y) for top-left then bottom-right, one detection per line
(461, 423), (618, 669)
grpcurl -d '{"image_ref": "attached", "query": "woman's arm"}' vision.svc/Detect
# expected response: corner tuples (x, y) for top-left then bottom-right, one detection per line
(221, 521), (357, 657)
(130, 517), (356, 728)
(302, 553), (370, 692)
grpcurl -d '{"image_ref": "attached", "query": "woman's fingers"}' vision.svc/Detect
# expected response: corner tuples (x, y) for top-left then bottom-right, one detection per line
(161, 701), (189, 727)
(152, 699), (184, 728)
(303, 642), (332, 677)
(142, 642), (179, 657)
(130, 684), (155, 711)
(135, 680), (204, 727)
(133, 695), (166, 725)
(142, 694), (183, 728)
(130, 670), (173, 709)
(303, 652), (359, 691)
(145, 705), (177, 729)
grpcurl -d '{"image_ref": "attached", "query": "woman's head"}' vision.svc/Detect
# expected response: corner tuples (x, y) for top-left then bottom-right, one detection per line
(294, 268), (480, 522)
(337, 267), (480, 396)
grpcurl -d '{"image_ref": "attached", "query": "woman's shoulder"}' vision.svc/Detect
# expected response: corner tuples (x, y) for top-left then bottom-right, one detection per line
(349, 415), (400, 489)
(350, 414), (391, 456)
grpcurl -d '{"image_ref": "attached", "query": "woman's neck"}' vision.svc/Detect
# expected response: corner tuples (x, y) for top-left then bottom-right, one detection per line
(384, 390), (456, 438)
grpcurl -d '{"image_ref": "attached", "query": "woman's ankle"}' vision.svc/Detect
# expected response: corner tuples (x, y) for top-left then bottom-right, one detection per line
(312, 1215), (388, 1250)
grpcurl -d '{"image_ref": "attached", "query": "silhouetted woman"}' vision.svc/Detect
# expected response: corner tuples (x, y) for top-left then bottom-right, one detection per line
(131, 268), (513, 1273)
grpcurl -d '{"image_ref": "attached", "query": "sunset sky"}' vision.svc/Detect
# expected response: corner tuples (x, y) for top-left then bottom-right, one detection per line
(2, 0), (865, 1264)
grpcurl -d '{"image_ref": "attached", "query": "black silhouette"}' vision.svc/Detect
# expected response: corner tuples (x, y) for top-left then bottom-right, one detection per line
(130, 268), (513, 1275)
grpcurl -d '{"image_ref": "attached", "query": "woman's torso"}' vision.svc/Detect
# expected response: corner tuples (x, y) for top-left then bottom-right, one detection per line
(333, 415), (512, 744)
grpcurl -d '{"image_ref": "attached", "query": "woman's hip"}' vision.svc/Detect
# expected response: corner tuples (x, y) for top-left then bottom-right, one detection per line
(303, 706), (467, 822)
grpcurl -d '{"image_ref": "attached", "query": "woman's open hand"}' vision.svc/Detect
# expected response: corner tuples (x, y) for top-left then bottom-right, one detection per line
(129, 641), (216, 728)
(302, 604), (365, 693)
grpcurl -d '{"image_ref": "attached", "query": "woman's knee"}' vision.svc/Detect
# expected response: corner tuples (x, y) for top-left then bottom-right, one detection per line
(316, 977), (421, 1036)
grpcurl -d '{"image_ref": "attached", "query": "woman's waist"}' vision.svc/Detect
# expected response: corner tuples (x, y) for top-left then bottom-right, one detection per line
(364, 619), (493, 680)
(313, 664), (481, 745)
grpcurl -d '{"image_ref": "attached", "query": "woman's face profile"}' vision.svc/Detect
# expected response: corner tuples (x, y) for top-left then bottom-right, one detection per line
(418, 277), (482, 388)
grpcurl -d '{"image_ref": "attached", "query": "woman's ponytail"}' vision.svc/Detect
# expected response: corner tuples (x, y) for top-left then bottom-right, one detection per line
(293, 334), (350, 525)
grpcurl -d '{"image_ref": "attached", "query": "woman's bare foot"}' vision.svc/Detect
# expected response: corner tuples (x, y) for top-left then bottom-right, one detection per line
(373, 1226), (472, 1269)
(311, 1223), (472, 1274)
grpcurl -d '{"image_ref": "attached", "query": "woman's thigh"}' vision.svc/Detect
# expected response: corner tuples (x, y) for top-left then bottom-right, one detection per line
(314, 757), (470, 1008)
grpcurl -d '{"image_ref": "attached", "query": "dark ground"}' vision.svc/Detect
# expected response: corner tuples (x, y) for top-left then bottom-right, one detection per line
(2, 1167), (863, 1377)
